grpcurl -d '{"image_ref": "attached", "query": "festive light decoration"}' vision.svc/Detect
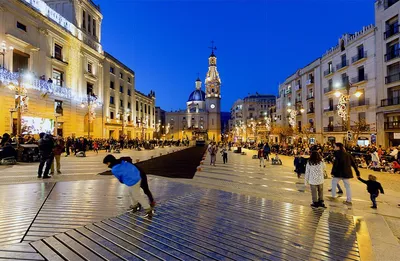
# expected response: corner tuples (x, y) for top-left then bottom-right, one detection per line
(0, 68), (103, 104)
(337, 95), (349, 120)
(288, 109), (297, 128)
(265, 117), (271, 132)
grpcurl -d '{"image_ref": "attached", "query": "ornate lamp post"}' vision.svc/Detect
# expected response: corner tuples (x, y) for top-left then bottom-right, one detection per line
(80, 94), (99, 138)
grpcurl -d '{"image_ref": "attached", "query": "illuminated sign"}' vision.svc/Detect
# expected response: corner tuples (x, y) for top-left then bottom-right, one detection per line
(21, 116), (54, 134)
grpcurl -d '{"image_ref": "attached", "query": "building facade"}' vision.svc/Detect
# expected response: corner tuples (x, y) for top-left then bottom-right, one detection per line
(375, 0), (400, 147)
(276, 25), (377, 146)
(321, 25), (377, 145)
(0, 0), (104, 138)
(165, 50), (222, 142)
(230, 94), (276, 142)
(0, 0), (155, 139)
(154, 106), (166, 139)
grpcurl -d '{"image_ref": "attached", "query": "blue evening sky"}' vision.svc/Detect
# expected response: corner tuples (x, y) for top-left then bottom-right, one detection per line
(95, 0), (374, 112)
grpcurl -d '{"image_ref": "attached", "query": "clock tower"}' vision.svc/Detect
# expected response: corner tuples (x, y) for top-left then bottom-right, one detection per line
(205, 41), (222, 142)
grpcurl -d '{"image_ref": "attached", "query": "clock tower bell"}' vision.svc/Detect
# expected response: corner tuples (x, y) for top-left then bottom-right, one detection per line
(205, 41), (221, 142)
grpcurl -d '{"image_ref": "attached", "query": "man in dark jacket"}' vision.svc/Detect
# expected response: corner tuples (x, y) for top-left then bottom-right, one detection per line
(37, 133), (54, 179)
(331, 142), (360, 205)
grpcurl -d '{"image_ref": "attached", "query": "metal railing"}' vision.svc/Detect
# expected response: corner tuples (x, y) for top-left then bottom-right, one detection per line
(385, 50), (400, 61)
(385, 121), (400, 129)
(385, 72), (400, 84)
(295, 98), (302, 103)
(324, 86), (334, 93)
(350, 98), (370, 107)
(381, 97), (400, 106)
(306, 93), (314, 100)
(295, 84), (302, 91)
(324, 69), (334, 76)
(351, 51), (367, 63)
(336, 60), (349, 70)
(323, 106), (334, 112)
(307, 108), (315, 114)
(324, 126), (346, 132)
(306, 78), (314, 85)
(384, 24), (400, 38)
(351, 74), (368, 83)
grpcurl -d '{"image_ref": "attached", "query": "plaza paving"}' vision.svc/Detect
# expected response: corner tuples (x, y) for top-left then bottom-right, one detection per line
(0, 147), (399, 260)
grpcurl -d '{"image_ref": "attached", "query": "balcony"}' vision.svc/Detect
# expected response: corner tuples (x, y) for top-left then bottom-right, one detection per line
(381, 97), (400, 106)
(351, 74), (368, 83)
(336, 60), (349, 71)
(351, 51), (367, 64)
(295, 97), (302, 103)
(323, 106), (334, 112)
(306, 93), (314, 100)
(324, 69), (334, 77)
(385, 121), (400, 130)
(324, 86), (334, 94)
(385, 0), (400, 9)
(384, 25), (400, 39)
(350, 98), (370, 107)
(385, 50), (400, 61)
(307, 108), (315, 114)
(324, 126), (346, 132)
(385, 72), (400, 84)
(306, 78), (314, 86)
(295, 84), (302, 91)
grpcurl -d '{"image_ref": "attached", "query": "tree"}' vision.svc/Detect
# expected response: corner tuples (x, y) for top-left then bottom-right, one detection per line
(350, 119), (369, 145)
(300, 123), (314, 142)
(272, 125), (293, 143)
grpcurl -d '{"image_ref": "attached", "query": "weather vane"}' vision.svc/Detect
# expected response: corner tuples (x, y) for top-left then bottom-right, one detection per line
(209, 40), (217, 54)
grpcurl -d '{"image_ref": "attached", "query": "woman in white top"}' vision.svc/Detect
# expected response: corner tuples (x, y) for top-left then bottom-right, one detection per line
(304, 150), (326, 208)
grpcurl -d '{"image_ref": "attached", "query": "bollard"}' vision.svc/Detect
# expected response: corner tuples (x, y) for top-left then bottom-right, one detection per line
(136, 159), (140, 163)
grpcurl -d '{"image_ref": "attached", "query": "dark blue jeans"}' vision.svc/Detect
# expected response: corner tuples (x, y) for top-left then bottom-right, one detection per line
(370, 194), (378, 207)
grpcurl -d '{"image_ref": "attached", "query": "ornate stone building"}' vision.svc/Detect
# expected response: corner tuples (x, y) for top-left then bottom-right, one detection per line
(165, 48), (222, 141)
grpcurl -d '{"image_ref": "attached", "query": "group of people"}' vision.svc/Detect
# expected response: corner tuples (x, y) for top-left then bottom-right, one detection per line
(302, 143), (384, 209)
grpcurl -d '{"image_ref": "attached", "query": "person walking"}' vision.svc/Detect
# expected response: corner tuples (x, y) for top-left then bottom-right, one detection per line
(331, 143), (360, 205)
(258, 148), (265, 167)
(65, 137), (72, 157)
(50, 137), (64, 174)
(208, 142), (217, 166)
(37, 133), (54, 179)
(103, 155), (153, 217)
(304, 150), (326, 208)
(221, 146), (228, 164)
(357, 174), (384, 209)
(263, 143), (271, 161)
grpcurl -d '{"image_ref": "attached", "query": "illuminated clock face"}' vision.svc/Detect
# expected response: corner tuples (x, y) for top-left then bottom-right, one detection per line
(210, 104), (216, 109)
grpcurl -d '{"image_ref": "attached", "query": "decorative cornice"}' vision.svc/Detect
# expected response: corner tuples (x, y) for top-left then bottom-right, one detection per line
(38, 28), (49, 36)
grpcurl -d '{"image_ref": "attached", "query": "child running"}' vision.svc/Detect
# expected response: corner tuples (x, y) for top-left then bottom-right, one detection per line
(357, 174), (384, 209)
(103, 155), (153, 217)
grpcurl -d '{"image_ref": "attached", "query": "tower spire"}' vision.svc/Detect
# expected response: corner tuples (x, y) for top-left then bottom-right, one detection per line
(209, 40), (217, 56)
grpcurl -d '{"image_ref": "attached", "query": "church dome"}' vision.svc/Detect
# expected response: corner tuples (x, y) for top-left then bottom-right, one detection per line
(187, 89), (205, 102)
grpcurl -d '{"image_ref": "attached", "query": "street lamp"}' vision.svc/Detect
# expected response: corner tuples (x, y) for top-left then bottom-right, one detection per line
(80, 93), (99, 138)
(334, 76), (362, 132)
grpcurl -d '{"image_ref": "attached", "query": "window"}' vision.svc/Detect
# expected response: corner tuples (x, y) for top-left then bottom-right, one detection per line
(140, 103), (143, 112)
(328, 98), (333, 110)
(341, 54), (347, 67)
(127, 77), (131, 83)
(144, 105), (147, 113)
(52, 69), (64, 86)
(128, 89), (131, 96)
(328, 62), (333, 73)
(340, 39), (345, 51)
(54, 44), (62, 60)
(110, 96), (114, 105)
(386, 39), (399, 61)
(120, 86), (123, 93)
(55, 100), (63, 115)
(87, 83), (93, 95)
(120, 72), (123, 79)
(183, 117), (186, 120)
(358, 112), (366, 122)
(110, 81), (114, 89)
(127, 116), (131, 122)
(328, 79), (333, 88)
(358, 66), (365, 81)
(88, 15), (91, 33)
(110, 66), (115, 74)
(128, 102), (131, 109)
(17, 21), (26, 32)
(88, 62), (92, 73)
(93, 19), (96, 37)
(136, 101), (139, 111)
(357, 45), (364, 59)
(148, 105), (151, 114)
(385, 15), (399, 39)
(82, 10), (86, 29)
(341, 73), (347, 84)
(110, 111), (114, 119)
(120, 99), (123, 107)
